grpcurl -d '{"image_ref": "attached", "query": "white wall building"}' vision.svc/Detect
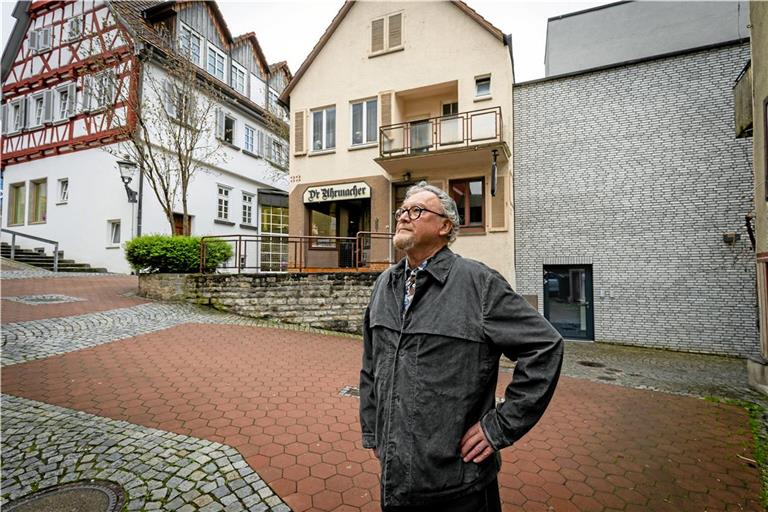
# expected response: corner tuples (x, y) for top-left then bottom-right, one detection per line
(1, 0), (291, 273)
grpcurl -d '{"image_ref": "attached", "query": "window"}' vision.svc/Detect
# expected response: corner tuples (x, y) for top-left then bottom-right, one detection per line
(165, 81), (194, 123)
(83, 71), (115, 111)
(351, 98), (377, 145)
(310, 206), (336, 247)
(371, 12), (403, 54)
(108, 220), (121, 246)
(58, 178), (69, 203)
(244, 125), (255, 153)
(449, 178), (484, 227)
(57, 86), (70, 120)
(475, 76), (491, 98)
(64, 16), (84, 42)
(270, 139), (286, 166)
(207, 44), (226, 81)
(28, 179), (47, 224)
(8, 182), (26, 226)
(217, 186), (230, 220)
(242, 193), (254, 224)
(224, 115), (235, 144)
(260, 205), (289, 271)
(31, 94), (45, 127)
(29, 27), (52, 53)
(10, 98), (26, 132)
(231, 63), (246, 95)
(179, 24), (202, 65)
(311, 106), (336, 151)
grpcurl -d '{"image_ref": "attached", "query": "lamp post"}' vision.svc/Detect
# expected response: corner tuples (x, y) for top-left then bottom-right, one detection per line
(116, 157), (138, 203)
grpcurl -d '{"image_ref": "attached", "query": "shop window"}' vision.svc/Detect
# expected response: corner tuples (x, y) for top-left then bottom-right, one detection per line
(311, 207), (337, 247)
(260, 205), (289, 271)
(29, 179), (47, 224)
(449, 178), (484, 228)
(8, 182), (26, 226)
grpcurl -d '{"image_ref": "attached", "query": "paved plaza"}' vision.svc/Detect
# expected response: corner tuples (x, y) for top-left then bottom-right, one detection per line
(1, 271), (765, 511)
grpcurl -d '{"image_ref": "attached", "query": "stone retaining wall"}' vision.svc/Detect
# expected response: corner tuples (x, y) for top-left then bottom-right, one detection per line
(139, 272), (381, 334)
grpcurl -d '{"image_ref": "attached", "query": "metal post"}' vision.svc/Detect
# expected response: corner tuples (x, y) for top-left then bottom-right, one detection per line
(10, 233), (15, 260)
(53, 242), (59, 272)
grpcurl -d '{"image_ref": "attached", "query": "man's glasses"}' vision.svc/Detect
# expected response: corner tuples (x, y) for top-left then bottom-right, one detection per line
(394, 205), (447, 221)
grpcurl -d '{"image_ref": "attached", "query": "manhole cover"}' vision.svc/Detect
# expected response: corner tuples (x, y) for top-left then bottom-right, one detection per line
(4, 480), (126, 512)
(4, 294), (86, 305)
(577, 360), (606, 368)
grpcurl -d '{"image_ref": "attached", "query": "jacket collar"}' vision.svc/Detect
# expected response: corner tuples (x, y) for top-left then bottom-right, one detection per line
(391, 245), (456, 285)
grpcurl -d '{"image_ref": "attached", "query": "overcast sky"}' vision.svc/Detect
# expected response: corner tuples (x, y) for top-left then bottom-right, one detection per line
(0, 0), (614, 83)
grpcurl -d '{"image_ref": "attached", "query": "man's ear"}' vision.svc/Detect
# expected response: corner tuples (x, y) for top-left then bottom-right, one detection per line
(439, 220), (452, 237)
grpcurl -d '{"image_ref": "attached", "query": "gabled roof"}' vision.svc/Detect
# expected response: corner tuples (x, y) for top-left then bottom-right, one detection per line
(269, 61), (293, 81)
(0, 1), (32, 84)
(233, 32), (270, 75)
(279, 0), (506, 103)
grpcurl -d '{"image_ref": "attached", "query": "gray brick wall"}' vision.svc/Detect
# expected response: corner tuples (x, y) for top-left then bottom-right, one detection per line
(513, 43), (758, 357)
(139, 272), (379, 334)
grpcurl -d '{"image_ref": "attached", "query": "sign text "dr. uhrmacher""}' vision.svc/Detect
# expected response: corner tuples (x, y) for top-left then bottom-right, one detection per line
(303, 182), (371, 203)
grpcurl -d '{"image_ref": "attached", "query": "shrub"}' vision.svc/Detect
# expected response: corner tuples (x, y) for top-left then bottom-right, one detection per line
(124, 235), (232, 273)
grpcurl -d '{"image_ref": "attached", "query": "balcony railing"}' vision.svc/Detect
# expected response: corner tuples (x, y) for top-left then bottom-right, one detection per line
(379, 106), (503, 158)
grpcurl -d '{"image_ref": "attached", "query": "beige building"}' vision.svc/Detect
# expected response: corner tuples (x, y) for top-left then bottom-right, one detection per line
(280, 1), (515, 281)
(746, 1), (768, 392)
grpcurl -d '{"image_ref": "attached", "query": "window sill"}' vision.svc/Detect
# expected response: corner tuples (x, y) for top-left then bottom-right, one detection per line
(348, 142), (378, 151)
(308, 149), (336, 157)
(56, 201), (68, 206)
(239, 223), (259, 231)
(458, 226), (486, 236)
(368, 46), (404, 59)
(242, 149), (262, 159)
(7, 222), (24, 227)
(106, 245), (121, 250)
(52, 118), (69, 126)
(473, 95), (493, 103)
(221, 141), (241, 151)
(214, 219), (236, 226)
(28, 221), (47, 225)
(309, 245), (337, 251)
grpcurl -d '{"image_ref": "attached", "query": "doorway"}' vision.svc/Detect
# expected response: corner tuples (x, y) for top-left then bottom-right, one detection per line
(543, 265), (594, 340)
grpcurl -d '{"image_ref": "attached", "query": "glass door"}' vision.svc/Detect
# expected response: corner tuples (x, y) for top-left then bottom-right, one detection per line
(543, 265), (594, 340)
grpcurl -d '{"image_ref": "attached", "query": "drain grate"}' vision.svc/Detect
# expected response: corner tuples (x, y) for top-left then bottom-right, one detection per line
(339, 385), (360, 397)
(4, 294), (86, 305)
(577, 360), (606, 368)
(5, 480), (126, 512)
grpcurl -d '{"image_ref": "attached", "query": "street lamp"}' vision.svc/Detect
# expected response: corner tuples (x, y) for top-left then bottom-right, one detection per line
(117, 157), (138, 203)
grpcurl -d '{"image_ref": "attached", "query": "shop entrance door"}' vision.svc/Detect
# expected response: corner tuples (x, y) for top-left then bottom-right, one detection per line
(543, 265), (594, 340)
(338, 200), (369, 267)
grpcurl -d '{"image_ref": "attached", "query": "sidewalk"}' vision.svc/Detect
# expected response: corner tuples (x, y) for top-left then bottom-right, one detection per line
(1, 273), (764, 511)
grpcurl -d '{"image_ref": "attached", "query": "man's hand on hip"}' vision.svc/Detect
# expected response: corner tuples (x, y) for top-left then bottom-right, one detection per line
(460, 422), (494, 463)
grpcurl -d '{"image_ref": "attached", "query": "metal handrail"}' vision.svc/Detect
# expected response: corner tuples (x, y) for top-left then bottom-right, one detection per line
(1, 228), (60, 272)
(199, 232), (395, 274)
(379, 106), (503, 158)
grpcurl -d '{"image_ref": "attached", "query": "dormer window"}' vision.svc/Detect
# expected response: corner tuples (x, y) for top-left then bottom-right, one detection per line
(179, 24), (202, 66)
(231, 62), (246, 95)
(207, 44), (226, 82)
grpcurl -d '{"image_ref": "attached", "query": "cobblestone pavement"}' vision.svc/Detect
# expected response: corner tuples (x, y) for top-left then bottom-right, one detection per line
(1, 269), (125, 279)
(1, 274), (765, 511)
(1, 395), (288, 511)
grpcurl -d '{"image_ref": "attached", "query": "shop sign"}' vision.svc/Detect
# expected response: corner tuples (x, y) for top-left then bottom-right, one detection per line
(303, 182), (371, 203)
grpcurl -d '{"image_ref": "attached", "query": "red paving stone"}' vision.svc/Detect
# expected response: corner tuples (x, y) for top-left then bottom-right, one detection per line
(2, 323), (763, 512)
(0, 276), (146, 323)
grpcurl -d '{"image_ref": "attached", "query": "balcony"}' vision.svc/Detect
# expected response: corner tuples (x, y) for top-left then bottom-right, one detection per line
(375, 106), (509, 174)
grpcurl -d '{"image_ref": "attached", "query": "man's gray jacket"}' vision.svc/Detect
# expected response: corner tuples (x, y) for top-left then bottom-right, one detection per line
(359, 247), (563, 507)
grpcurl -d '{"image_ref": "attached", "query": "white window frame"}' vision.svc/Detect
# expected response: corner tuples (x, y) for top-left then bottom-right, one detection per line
(107, 219), (121, 247)
(244, 125), (255, 153)
(350, 98), (378, 146)
(9, 97), (26, 133)
(30, 27), (52, 53)
(207, 43), (226, 82)
(223, 114), (236, 144)
(370, 11), (404, 55)
(64, 16), (84, 42)
(217, 185), (231, 220)
(58, 178), (69, 204)
(231, 61), (247, 95)
(310, 105), (336, 152)
(55, 82), (76, 121)
(242, 192), (254, 225)
(179, 23), (202, 66)
(29, 93), (46, 128)
(474, 75), (492, 99)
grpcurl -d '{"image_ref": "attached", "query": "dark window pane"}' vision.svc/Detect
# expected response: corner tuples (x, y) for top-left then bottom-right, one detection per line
(468, 180), (483, 224)
(352, 103), (363, 145)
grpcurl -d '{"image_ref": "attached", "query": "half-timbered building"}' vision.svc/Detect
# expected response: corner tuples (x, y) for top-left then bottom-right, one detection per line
(1, 0), (290, 273)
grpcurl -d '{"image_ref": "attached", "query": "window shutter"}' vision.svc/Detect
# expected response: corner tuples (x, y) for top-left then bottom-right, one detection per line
(28, 30), (38, 52)
(490, 174), (507, 230)
(379, 92), (392, 127)
(258, 129), (265, 156)
(163, 80), (176, 118)
(66, 83), (76, 117)
(103, 72), (115, 105)
(40, 28), (52, 51)
(388, 14), (402, 48)
(1, 103), (7, 134)
(81, 75), (93, 112)
(19, 100), (27, 129)
(371, 18), (384, 53)
(43, 90), (53, 123)
(26, 96), (34, 126)
(293, 110), (305, 155)
(214, 108), (224, 139)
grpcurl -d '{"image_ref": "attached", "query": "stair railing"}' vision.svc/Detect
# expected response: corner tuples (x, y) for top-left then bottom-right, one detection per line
(1, 229), (60, 272)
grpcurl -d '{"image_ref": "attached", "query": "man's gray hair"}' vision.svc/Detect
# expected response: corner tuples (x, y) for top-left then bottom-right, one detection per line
(405, 181), (460, 244)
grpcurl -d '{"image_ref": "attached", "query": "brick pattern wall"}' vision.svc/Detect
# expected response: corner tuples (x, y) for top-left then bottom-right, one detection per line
(139, 272), (379, 334)
(514, 43), (758, 357)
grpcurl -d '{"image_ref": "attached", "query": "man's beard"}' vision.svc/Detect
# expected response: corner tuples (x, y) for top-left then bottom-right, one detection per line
(393, 231), (415, 251)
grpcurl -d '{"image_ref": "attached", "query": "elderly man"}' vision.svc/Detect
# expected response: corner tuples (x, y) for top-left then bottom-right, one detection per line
(360, 182), (563, 511)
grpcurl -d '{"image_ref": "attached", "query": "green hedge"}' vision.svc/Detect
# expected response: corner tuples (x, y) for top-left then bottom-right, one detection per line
(124, 235), (233, 273)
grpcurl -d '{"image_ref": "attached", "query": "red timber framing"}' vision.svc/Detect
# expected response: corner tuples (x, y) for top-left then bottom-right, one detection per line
(1, 1), (137, 167)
